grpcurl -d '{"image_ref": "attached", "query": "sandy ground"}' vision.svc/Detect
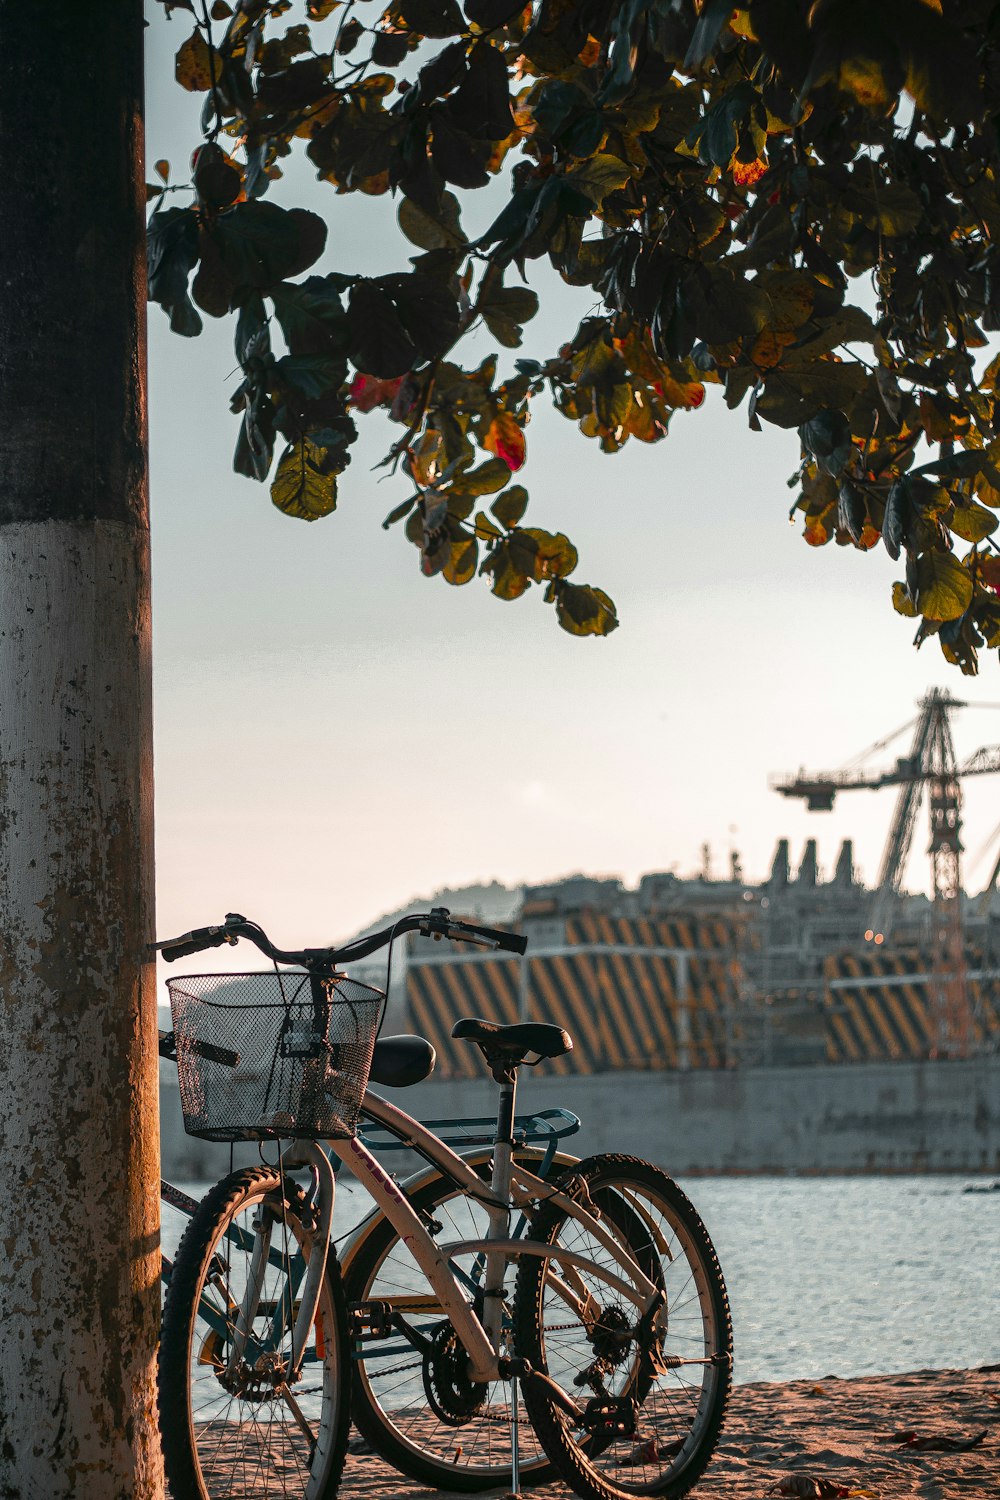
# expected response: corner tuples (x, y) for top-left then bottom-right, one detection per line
(341, 1367), (999, 1500)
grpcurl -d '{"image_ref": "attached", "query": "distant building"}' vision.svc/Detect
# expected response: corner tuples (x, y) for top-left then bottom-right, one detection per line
(383, 849), (1000, 1076)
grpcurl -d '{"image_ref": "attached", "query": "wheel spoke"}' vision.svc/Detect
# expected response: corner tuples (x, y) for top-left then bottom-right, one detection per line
(514, 1156), (733, 1500)
(159, 1167), (348, 1500)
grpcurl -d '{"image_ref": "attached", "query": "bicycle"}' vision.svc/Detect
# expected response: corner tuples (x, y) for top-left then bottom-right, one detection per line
(158, 1089), (583, 1492)
(155, 908), (733, 1500)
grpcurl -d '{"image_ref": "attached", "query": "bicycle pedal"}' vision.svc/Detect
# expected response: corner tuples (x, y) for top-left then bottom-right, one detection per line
(581, 1395), (637, 1436)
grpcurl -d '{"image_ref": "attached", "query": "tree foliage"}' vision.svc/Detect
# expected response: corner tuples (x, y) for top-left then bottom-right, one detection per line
(150, 0), (1000, 665)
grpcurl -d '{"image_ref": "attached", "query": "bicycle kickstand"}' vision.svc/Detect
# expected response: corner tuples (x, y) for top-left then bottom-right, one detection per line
(505, 1374), (522, 1500)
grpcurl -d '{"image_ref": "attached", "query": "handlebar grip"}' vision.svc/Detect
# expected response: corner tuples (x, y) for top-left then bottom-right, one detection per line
(192, 1038), (240, 1068)
(159, 927), (228, 963)
(156, 1029), (238, 1068)
(450, 919), (528, 956)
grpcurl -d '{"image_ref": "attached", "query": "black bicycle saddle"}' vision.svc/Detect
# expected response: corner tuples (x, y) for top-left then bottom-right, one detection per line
(451, 1017), (573, 1064)
(368, 1034), (436, 1088)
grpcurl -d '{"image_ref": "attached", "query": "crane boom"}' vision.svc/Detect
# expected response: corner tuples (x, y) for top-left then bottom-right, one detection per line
(769, 690), (1000, 1057)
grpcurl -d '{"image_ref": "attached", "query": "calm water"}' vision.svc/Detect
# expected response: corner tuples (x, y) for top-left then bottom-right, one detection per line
(162, 1172), (1000, 1387)
(686, 1175), (999, 1383)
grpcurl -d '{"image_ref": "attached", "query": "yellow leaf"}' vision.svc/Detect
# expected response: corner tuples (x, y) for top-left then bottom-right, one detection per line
(950, 500), (997, 543)
(563, 153), (633, 205)
(626, 394), (668, 443)
(730, 10), (757, 40)
(975, 472), (1000, 508)
(657, 373), (706, 409)
(473, 511), (502, 540)
(750, 329), (795, 370)
(892, 581), (918, 617)
(839, 55), (893, 109)
(175, 29), (215, 93)
(407, 429), (442, 489)
(522, 528), (578, 580)
(443, 536), (478, 586)
(271, 440), (338, 521)
(916, 550), (973, 621)
(154, 159), (170, 183)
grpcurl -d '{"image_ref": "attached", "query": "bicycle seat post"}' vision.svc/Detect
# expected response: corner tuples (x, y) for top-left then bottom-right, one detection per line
(483, 1057), (519, 1349)
(489, 1058), (522, 1500)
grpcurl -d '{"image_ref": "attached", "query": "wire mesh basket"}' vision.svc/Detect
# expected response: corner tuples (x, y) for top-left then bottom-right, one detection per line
(166, 969), (384, 1142)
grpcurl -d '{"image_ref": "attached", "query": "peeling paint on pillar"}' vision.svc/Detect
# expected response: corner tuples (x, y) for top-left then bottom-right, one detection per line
(0, 3), (163, 1495)
(0, 526), (161, 1498)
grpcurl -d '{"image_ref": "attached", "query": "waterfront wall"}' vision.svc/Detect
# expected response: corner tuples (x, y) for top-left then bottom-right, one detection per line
(159, 1055), (1000, 1180)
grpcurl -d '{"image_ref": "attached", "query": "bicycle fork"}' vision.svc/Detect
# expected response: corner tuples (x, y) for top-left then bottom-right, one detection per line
(225, 1139), (335, 1389)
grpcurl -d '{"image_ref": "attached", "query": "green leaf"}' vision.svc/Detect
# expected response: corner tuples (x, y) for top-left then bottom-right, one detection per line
(275, 355), (344, 399)
(464, 0), (524, 29)
(479, 284), (539, 348)
(147, 206), (202, 337)
(192, 142), (243, 210)
(449, 457), (512, 497)
(916, 551), (973, 622)
(867, 184), (924, 238)
(271, 439), (338, 521)
(399, 191), (468, 251)
(194, 202), (328, 315)
(383, 496), (417, 529)
(445, 42), (514, 141)
(554, 583), (619, 637)
(837, 479), (866, 543)
(688, 82), (755, 168)
(379, 271), (462, 361)
(397, 0), (466, 37)
(271, 275), (351, 358)
(684, 0), (734, 69)
(480, 531), (539, 598)
(490, 483), (528, 527)
(430, 108), (492, 188)
(346, 280), (417, 378)
(800, 408), (852, 476)
(443, 534), (479, 584)
(883, 479), (910, 561)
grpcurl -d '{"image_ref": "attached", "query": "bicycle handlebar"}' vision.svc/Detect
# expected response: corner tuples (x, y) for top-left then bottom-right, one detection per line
(153, 906), (527, 969)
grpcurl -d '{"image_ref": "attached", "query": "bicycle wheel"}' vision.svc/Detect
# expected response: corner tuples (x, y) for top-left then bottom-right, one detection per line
(158, 1165), (350, 1500)
(344, 1150), (575, 1491)
(514, 1154), (732, 1500)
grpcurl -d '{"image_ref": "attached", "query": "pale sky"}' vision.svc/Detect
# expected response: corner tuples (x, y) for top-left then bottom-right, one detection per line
(144, 8), (1000, 963)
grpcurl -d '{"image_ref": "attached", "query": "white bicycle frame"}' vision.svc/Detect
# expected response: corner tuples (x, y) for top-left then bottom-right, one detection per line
(269, 1084), (661, 1391)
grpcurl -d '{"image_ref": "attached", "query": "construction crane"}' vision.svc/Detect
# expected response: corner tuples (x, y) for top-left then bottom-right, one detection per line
(770, 690), (1000, 1058)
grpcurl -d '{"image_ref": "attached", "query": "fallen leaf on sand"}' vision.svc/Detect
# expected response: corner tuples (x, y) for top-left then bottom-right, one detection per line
(769, 1477), (868, 1499)
(887, 1428), (987, 1452)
